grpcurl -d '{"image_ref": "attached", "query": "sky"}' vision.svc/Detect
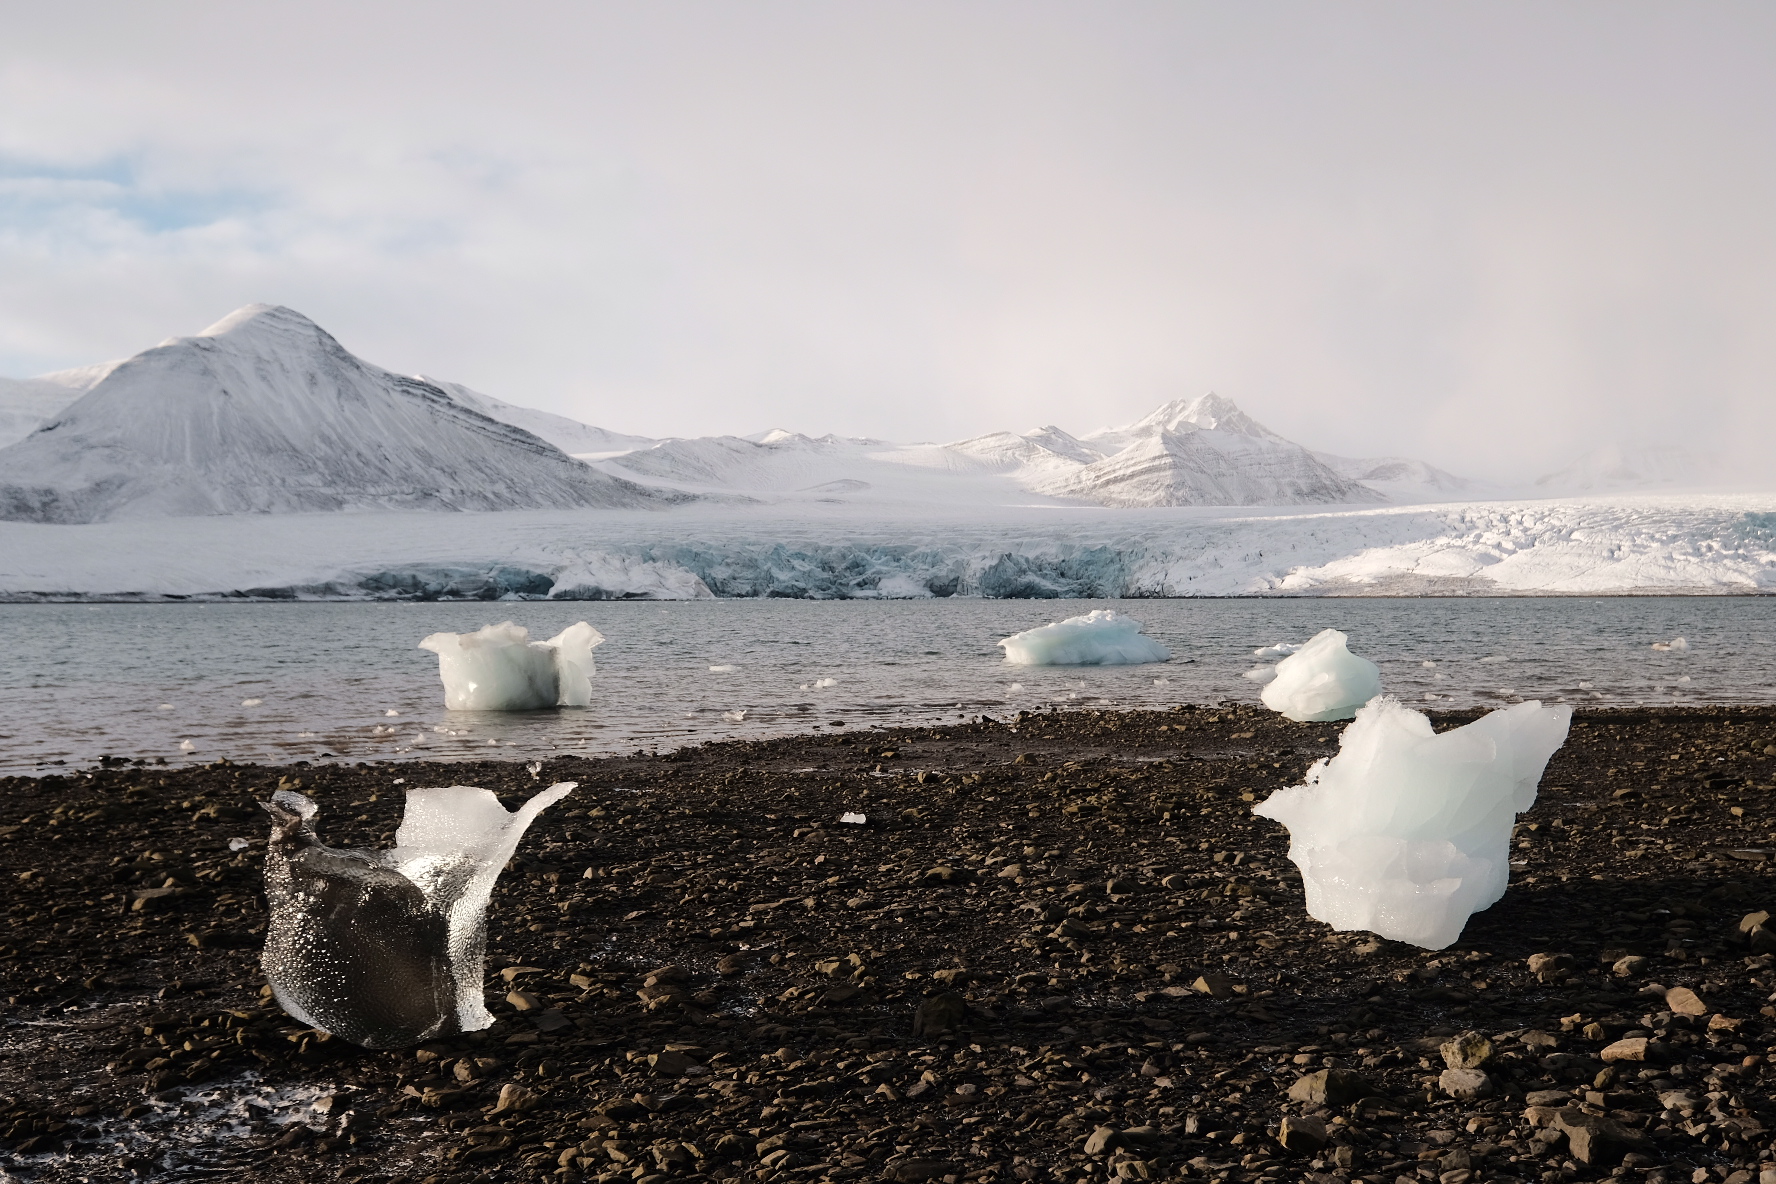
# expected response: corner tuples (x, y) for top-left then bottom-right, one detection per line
(2, 1), (1774, 481)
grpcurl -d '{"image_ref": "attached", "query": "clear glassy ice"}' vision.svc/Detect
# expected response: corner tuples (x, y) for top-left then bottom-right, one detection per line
(261, 781), (575, 1048)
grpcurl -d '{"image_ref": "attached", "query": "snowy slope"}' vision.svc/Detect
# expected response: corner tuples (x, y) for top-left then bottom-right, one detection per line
(3, 494), (1773, 601)
(0, 362), (122, 448)
(1534, 443), (1719, 492)
(1314, 452), (1475, 502)
(1039, 425), (1378, 507)
(426, 378), (657, 458)
(0, 305), (674, 523)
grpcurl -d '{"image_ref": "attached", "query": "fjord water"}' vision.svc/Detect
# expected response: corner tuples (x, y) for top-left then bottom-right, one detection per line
(0, 597), (1771, 776)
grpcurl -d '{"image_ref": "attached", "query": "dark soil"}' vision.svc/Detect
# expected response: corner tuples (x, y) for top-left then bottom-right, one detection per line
(2, 704), (1775, 1184)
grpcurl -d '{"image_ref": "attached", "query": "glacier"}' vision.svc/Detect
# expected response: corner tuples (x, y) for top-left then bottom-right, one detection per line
(997, 609), (1171, 666)
(1253, 697), (1571, 950)
(3, 494), (1775, 601)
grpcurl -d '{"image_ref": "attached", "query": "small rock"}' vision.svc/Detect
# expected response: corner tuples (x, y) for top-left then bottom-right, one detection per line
(499, 965), (545, 983)
(1276, 1114), (1329, 1152)
(1527, 952), (1575, 983)
(505, 989), (541, 1011)
(715, 955), (746, 976)
(1524, 1090), (1571, 1106)
(1287, 1068), (1370, 1107)
(488, 1083), (537, 1115)
(649, 1049), (700, 1076)
(1190, 973), (1234, 998)
(890, 1161), (958, 1183)
(1440, 1031), (1492, 1069)
(1664, 985), (1708, 1016)
(912, 991), (966, 1039)
(1083, 1126), (1120, 1157)
(1551, 1107), (1653, 1166)
(1438, 1067), (1494, 1100)
(1611, 955), (1650, 977)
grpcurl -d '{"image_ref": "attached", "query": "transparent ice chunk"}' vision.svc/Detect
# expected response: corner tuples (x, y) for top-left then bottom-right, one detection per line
(997, 609), (1170, 666)
(1257, 627), (1381, 721)
(261, 781), (575, 1048)
(1253, 696), (1570, 950)
(418, 620), (605, 710)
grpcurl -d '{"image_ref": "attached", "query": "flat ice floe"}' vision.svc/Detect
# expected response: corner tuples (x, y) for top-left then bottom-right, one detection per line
(997, 609), (1170, 666)
(1253, 696), (1571, 950)
(1258, 628), (1382, 721)
(419, 621), (603, 710)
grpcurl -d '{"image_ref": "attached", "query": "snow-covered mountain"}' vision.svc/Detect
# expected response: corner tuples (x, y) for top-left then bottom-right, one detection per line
(426, 378), (657, 458)
(1534, 443), (1718, 493)
(0, 362), (120, 449)
(0, 305), (674, 523)
(1035, 395), (1380, 507)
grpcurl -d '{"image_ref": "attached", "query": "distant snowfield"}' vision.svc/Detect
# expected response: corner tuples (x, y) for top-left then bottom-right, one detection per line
(2, 492), (1772, 600)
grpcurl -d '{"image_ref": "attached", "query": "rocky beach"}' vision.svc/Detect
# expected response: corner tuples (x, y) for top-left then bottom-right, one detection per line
(2, 704), (1774, 1184)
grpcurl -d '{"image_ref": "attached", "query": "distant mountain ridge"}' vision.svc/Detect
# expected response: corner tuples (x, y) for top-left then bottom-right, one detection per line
(0, 305), (1482, 517)
(0, 305), (673, 523)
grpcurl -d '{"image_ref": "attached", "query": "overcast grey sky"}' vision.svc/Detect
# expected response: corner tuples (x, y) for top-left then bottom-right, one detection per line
(2, 2), (1773, 479)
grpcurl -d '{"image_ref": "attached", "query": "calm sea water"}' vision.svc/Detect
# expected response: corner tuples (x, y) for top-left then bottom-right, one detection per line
(0, 597), (1771, 776)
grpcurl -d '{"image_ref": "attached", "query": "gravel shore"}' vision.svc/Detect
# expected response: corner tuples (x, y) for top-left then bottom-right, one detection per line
(2, 704), (1774, 1184)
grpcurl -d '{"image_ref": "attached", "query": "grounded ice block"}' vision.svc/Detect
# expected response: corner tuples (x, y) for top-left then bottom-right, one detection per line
(419, 620), (605, 710)
(1258, 627), (1381, 722)
(997, 609), (1171, 666)
(261, 781), (575, 1048)
(1253, 696), (1570, 950)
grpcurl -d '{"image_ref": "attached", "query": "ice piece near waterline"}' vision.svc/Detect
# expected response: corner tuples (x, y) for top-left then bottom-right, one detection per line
(997, 609), (1170, 667)
(1253, 697), (1570, 950)
(261, 781), (575, 1048)
(1253, 642), (1301, 660)
(418, 621), (604, 710)
(1242, 667), (1278, 684)
(1258, 628), (1382, 722)
(1651, 637), (1689, 652)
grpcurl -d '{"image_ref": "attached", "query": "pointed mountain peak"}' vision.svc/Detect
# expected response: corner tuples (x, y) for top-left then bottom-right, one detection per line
(195, 303), (325, 340)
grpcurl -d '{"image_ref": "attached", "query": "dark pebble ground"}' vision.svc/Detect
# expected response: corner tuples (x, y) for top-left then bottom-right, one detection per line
(3, 704), (1776, 1184)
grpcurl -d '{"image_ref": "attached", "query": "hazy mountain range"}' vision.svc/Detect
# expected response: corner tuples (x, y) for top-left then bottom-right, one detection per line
(0, 304), (1738, 524)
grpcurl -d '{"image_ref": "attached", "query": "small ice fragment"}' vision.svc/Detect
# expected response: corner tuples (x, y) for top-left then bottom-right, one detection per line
(228, 837), (251, 852)
(1479, 655), (1508, 664)
(298, 730), (318, 738)
(709, 664), (737, 672)
(798, 683), (809, 690)
(1253, 642), (1301, 659)
(1152, 677), (1169, 686)
(1651, 636), (1688, 652)
(1496, 688), (1515, 696)
(1242, 667), (1278, 684)
(814, 677), (838, 688)
(722, 710), (747, 722)
(1677, 675), (1691, 684)
(526, 761), (543, 779)
(1253, 696), (1571, 950)
(1258, 629), (1382, 722)
(997, 610), (1170, 666)
(1007, 683), (1023, 692)
(1577, 681), (1593, 690)
(261, 780), (576, 1048)
(839, 812), (867, 824)
(179, 739), (196, 752)
(485, 738), (499, 745)
(158, 704), (174, 711)
(418, 621), (605, 711)
(1420, 661), (1436, 669)
(241, 698), (264, 708)
(385, 710), (400, 717)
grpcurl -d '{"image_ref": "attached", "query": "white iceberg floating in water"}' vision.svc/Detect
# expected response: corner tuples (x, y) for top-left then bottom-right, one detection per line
(1651, 637), (1689, 652)
(1253, 696), (1570, 950)
(997, 609), (1170, 667)
(1258, 628), (1381, 722)
(1253, 642), (1300, 659)
(261, 781), (575, 1048)
(419, 621), (604, 711)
